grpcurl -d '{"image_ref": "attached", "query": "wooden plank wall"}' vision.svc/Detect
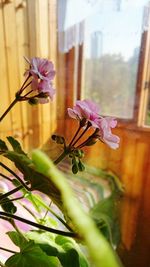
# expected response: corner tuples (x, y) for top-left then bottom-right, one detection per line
(0, 0), (57, 152)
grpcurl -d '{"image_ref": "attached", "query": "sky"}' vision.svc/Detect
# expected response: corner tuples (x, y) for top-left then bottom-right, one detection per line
(83, 0), (149, 59)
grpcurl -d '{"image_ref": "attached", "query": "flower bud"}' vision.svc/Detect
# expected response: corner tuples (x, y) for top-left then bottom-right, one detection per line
(73, 149), (84, 158)
(78, 160), (85, 172)
(85, 138), (98, 146)
(51, 135), (65, 144)
(72, 164), (78, 174)
(28, 98), (39, 105)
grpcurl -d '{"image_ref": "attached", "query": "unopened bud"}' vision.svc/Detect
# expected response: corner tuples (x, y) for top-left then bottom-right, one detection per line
(51, 135), (65, 144)
(72, 164), (78, 174)
(85, 138), (98, 146)
(78, 160), (85, 172)
(73, 149), (84, 158)
(28, 98), (38, 105)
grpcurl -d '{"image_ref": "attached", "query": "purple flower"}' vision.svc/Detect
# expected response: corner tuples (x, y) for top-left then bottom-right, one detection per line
(96, 117), (120, 149)
(68, 99), (100, 128)
(25, 57), (56, 101)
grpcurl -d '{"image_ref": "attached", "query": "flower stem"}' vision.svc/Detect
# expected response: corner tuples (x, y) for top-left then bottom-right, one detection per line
(0, 211), (77, 238)
(71, 123), (90, 147)
(68, 123), (82, 147)
(54, 150), (69, 165)
(0, 98), (18, 123)
(19, 74), (30, 94)
(0, 183), (29, 202)
(0, 173), (13, 182)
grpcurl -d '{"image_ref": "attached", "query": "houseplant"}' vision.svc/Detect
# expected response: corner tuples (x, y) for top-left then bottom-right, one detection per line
(0, 57), (123, 267)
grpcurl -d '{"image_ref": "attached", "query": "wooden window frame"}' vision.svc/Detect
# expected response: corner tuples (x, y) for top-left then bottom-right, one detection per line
(76, 5), (150, 132)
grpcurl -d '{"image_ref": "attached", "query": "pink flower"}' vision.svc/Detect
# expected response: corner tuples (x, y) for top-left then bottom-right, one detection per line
(25, 57), (56, 101)
(68, 99), (100, 128)
(96, 117), (120, 149)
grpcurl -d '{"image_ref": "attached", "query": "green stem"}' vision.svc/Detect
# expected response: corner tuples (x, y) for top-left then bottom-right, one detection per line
(0, 212), (77, 238)
(11, 219), (24, 236)
(0, 98), (18, 123)
(54, 150), (69, 165)
(31, 195), (73, 232)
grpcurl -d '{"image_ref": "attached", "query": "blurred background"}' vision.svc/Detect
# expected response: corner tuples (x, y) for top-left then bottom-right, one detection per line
(0, 0), (150, 266)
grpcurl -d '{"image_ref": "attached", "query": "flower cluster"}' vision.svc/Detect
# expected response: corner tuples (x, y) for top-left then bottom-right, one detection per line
(25, 57), (56, 103)
(68, 99), (120, 149)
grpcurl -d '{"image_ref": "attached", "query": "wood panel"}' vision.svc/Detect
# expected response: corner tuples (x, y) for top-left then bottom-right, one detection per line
(0, 0), (57, 152)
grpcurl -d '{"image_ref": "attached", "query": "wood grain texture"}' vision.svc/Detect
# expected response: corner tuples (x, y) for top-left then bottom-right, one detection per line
(0, 0), (57, 150)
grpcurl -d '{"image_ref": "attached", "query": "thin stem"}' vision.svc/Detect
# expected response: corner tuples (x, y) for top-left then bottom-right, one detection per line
(76, 128), (99, 149)
(1, 195), (24, 204)
(42, 201), (52, 221)
(0, 185), (23, 201)
(69, 123), (82, 147)
(19, 74), (30, 94)
(0, 182), (30, 202)
(0, 212), (77, 238)
(20, 203), (38, 221)
(0, 75), (31, 123)
(20, 84), (32, 99)
(0, 246), (16, 254)
(0, 98), (18, 123)
(71, 123), (90, 147)
(0, 172), (12, 182)
(54, 150), (68, 165)
(0, 162), (30, 191)
(30, 194), (73, 232)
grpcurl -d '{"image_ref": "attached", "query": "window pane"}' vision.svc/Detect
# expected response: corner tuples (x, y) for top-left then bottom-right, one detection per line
(82, 1), (148, 119)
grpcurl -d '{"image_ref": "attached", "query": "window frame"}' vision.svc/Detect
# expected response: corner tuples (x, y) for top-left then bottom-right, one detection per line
(78, 3), (150, 131)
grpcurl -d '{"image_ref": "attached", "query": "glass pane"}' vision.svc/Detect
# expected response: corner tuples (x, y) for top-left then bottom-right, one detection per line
(82, 1), (147, 119)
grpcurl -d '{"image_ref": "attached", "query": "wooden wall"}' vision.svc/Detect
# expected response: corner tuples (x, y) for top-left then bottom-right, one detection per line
(0, 0), (57, 151)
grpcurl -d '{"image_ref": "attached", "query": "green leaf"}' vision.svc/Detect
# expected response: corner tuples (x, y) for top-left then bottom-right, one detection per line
(26, 231), (89, 267)
(7, 136), (26, 155)
(5, 243), (54, 267)
(55, 236), (89, 267)
(6, 232), (58, 267)
(31, 150), (123, 267)
(7, 231), (27, 249)
(89, 196), (121, 246)
(1, 150), (63, 211)
(0, 139), (8, 151)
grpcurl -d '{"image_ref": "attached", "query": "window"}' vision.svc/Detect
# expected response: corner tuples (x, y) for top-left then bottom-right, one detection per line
(81, 0), (150, 122)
